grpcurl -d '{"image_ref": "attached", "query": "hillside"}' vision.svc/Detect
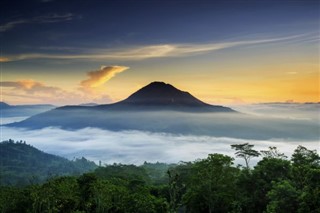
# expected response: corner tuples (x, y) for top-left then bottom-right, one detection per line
(0, 102), (55, 118)
(0, 140), (97, 186)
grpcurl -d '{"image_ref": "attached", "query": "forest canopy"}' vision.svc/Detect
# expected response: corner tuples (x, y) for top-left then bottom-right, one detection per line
(0, 140), (319, 213)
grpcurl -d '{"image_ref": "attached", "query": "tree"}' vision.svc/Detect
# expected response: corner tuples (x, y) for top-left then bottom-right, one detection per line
(31, 176), (80, 213)
(231, 143), (260, 169)
(260, 147), (287, 159)
(250, 158), (291, 212)
(183, 154), (238, 213)
(291, 146), (320, 212)
(167, 162), (192, 212)
(297, 167), (320, 213)
(266, 180), (299, 213)
(291, 145), (320, 167)
(77, 173), (98, 212)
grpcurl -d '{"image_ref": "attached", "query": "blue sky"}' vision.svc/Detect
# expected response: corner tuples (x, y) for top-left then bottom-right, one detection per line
(0, 0), (319, 105)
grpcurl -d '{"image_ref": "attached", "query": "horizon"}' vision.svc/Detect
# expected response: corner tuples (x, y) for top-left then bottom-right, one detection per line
(1, 80), (320, 106)
(1, 0), (319, 105)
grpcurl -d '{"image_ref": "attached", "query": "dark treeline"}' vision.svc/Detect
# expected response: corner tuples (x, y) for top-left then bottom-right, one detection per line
(0, 140), (97, 186)
(0, 141), (319, 213)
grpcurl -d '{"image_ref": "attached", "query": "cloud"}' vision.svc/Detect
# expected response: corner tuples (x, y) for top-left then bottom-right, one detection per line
(0, 13), (77, 32)
(1, 126), (318, 166)
(81, 66), (129, 88)
(33, 13), (76, 23)
(0, 57), (10, 62)
(0, 80), (61, 94)
(0, 34), (306, 62)
(80, 65), (129, 95)
(0, 20), (28, 32)
(1, 103), (318, 165)
(286, 71), (297, 75)
(0, 65), (128, 105)
(0, 80), (81, 105)
(231, 102), (320, 122)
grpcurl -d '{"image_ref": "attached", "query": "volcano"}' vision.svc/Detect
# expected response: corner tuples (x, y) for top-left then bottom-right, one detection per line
(94, 81), (235, 112)
(6, 82), (237, 130)
(122, 81), (212, 106)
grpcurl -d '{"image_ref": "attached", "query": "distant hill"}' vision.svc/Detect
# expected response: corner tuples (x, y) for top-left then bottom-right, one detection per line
(0, 102), (55, 118)
(95, 81), (235, 112)
(0, 102), (10, 109)
(7, 82), (237, 130)
(0, 140), (97, 186)
(78, 103), (98, 106)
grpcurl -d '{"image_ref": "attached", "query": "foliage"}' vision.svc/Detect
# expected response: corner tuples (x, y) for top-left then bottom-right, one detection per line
(231, 143), (260, 169)
(266, 180), (299, 213)
(0, 139), (97, 186)
(260, 146), (287, 159)
(183, 154), (238, 213)
(141, 161), (175, 185)
(0, 142), (319, 213)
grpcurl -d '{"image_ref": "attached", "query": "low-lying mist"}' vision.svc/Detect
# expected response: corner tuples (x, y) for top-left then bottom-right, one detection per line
(1, 103), (319, 166)
(1, 126), (318, 166)
(8, 105), (319, 141)
(231, 103), (319, 121)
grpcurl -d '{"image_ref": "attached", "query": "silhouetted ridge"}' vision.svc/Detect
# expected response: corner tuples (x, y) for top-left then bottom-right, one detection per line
(7, 81), (237, 130)
(0, 102), (10, 109)
(120, 82), (210, 107)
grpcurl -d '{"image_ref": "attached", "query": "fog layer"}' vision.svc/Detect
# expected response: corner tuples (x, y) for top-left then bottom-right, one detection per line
(1, 103), (319, 166)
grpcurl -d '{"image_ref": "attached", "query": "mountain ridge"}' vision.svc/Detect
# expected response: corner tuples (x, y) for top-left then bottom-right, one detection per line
(90, 81), (236, 112)
(0, 102), (56, 118)
(6, 82), (237, 131)
(0, 101), (55, 108)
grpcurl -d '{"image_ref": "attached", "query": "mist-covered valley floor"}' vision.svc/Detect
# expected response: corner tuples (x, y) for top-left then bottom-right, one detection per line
(1, 103), (319, 166)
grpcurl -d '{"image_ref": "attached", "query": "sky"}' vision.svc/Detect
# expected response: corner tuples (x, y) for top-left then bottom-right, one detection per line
(0, 0), (319, 105)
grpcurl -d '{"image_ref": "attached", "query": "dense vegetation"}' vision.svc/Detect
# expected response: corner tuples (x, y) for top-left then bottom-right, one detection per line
(0, 141), (319, 213)
(0, 140), (97, 186)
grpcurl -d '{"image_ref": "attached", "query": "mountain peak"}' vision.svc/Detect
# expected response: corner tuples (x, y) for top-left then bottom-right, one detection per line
(146, 81), (173, 87)
(121, 81), (209, 107)
(137, 81), (178, 92)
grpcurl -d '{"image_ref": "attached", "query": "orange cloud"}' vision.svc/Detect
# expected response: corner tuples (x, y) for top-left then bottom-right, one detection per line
(0, 66), (125, 105)
(0, 80), (61, 94)
(17, 80), (44, 90)
(0, 57), (10, 62)
(0, 79), (82, 105)
(81, 66), (129, 88)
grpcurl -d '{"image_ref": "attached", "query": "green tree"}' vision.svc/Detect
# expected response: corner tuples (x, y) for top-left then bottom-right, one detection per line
(31, 176), (80, 213)
(250, 158), (291, 212)
(183, 154), (238, 213)
(266, 180), (299, 213)
(297, 167), (320, 213)
(291, 145), (319, 167)
(0, 186), (33, 213)
(167, 162), (192, 212)
(260, 146), (287, 159)
(231, 143), (260, 169)
(291, 146), (320, 212)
